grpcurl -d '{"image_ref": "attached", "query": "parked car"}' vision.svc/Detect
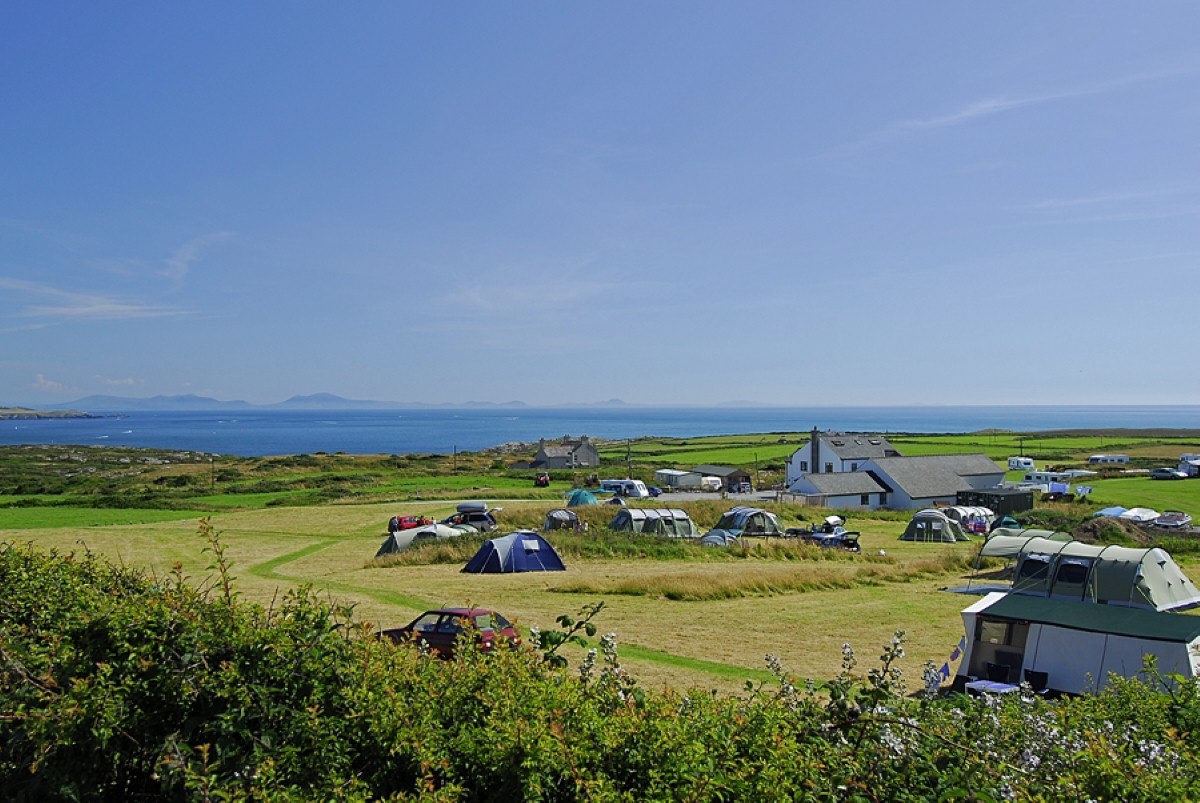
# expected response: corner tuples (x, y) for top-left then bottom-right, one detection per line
(379, 608), (521, 659)
(647, 485), (663, 497)
(786, 525), (862, 552)
(441, 502), (501, 532)
(1150, 467), (1188, 480)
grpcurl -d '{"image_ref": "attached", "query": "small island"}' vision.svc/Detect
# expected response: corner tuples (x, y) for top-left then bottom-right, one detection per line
(0, 407), (97, 420)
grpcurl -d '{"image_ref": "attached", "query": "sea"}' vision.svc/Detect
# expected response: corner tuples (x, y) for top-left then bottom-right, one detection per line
(3, 405), (1198, 458)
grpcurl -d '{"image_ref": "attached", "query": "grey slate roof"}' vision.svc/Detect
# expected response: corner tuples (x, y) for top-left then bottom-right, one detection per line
(802, 472), (887, 495)
(693, 464), (750, 478)
(817, 434), (899, 461)
(867, 455), (1003, 499)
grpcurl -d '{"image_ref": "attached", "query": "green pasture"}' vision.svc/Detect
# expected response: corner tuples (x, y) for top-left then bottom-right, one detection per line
(1, 499), (982, 693)
(1084, 476), (1200, 511)
(3, 432), (1199, 694)
(0, 507), (215, 529)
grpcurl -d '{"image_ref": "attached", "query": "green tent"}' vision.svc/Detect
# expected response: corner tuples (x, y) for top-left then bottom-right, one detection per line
(899, 509), (969, 542)
(980, 530), (1200, 612)
(565, 489), (599, 507)
(609, 508), (699, 537)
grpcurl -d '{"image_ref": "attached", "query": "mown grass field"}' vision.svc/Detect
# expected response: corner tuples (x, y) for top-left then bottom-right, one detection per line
(3, 430), (1199, 694)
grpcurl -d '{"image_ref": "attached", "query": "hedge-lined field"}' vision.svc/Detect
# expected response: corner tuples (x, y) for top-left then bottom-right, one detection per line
(3, 534), (1199, 801)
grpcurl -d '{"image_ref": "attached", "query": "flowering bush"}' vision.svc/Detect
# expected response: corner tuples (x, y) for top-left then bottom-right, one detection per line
(2, 526), (1199, 800)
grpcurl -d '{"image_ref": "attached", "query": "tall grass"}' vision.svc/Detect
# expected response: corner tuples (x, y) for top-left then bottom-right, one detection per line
(550, 551), (974, 601)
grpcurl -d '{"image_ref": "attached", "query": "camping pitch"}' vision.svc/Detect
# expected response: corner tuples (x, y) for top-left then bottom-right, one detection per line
(978, 529), (1200, 612)
(375, 524), (464, 557)
(462, 531), (566, 574)
(609, 508), (699, 537)
(899, 509), (970, 542)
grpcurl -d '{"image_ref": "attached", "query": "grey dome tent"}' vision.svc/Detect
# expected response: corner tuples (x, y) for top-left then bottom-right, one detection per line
(899, 509), (970, 542)
(565, 489), (599, 507)
(700, 530), (741, 547)
(708, 506), (783, 537)
(375, 523), (464, 557)
(609, 508), (700, 537)
(543, 508), (579, 531)
(462, 531), (566, 574)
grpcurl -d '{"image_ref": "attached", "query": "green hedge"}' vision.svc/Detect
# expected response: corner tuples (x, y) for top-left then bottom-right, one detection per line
(3, 525), (1200, 801)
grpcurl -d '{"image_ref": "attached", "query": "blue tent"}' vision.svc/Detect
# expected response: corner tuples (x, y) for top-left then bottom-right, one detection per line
(462, 531), (566, 574)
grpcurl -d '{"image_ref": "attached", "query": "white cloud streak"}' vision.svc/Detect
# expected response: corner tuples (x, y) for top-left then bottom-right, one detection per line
(0, 277), (190, 321)
(162, 231), (233, 285)
(827, 66), (1200, 156)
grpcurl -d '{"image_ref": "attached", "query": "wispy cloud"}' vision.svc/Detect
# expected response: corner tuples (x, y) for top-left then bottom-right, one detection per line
(162, 231), (233, 285)
(0, 277), (190, 321)
(97, 375), (138, 386)
(1024, 187), (1186, 211)
(825, 66), (1200, 157)
(31, 373), (69, 393)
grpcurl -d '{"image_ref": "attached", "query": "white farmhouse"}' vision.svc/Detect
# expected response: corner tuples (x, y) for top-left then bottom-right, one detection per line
(784, 428), (900, 488)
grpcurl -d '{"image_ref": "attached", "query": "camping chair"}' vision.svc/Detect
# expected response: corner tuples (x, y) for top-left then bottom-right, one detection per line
(985, 662), (1012, 684)
(1023, 669), (1050, 695)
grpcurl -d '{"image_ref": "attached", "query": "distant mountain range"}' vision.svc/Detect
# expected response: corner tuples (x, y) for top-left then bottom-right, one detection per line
(39, 394), (645, 413)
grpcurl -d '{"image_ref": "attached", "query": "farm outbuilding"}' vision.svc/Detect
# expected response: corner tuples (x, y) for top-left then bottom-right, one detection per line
(692, 465), (752, 492)
(956, 488), (1035, 517)
(654, 469), (703, 490)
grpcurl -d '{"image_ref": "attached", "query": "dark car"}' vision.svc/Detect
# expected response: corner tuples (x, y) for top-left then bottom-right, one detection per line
(786, 525), (862, 552)
(380, 608), (521, 659)
(1150, 467), (1187, 480)
(647, 485), (664, 497)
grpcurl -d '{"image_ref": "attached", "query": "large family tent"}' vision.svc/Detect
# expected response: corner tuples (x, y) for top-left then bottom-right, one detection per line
(462, 531), (566, 574)
(956, 591), (1200, 696)
(978, 530), (1200, 612)
(709, 507), (784, 537)
(609, 508), (700, 537)
(375, 524), (464, 557)
(542, 508), (579, 531)
(565, 489), (599, 507)
(899, 509), (970, 542)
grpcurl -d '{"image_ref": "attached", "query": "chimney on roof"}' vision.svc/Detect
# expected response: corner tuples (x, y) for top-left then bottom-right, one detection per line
(811, 426), (820, 475)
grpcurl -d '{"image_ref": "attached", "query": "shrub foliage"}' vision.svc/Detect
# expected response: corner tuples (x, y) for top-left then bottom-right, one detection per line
(3, 525), (1200, 801)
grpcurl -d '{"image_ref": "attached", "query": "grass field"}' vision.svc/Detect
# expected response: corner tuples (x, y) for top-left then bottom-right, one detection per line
(2, 497), (1161, 695)
(4, 432), (1199, 694)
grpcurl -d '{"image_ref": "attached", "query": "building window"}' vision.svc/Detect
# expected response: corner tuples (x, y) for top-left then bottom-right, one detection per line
(879, 493), (888, 505)
(850, 462), (858, 471)
(825, 463), (833, 473)
(799, 461), (808, 471)
(860, 494), (870, 505)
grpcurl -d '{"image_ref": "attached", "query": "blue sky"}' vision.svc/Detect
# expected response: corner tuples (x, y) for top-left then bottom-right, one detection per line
(3, 3), (1198, 407)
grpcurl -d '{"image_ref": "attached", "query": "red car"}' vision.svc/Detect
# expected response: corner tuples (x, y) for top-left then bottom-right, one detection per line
(379, 608), (521, 659)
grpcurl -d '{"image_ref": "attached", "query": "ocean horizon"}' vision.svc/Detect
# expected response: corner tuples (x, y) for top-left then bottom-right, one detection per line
(3, 405), (1198, 457)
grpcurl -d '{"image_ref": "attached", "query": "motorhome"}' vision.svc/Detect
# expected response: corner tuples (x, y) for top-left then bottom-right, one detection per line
(599, 479), (650, 498)
(1007, 457), (1035, 471)
(1088, 454), (1129, 465)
